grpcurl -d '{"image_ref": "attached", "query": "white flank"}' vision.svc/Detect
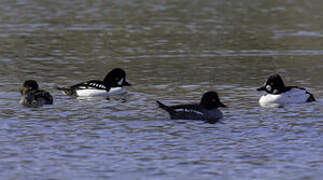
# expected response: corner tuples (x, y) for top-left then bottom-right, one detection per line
(259, 88), (310, 107)
(76, 89), (107, 97)
(76, 87), (127, 97)
(108, 87), (127, 96)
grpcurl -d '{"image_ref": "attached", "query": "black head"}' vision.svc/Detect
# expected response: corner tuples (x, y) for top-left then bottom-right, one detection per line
(200, 91), (226, 109)
(257, 74), (286, 94)
(103, 68), (131, 87)
(20, 80), (39, 95)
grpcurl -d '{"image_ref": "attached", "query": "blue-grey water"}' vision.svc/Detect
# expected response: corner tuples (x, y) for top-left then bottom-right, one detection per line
(0, 0), (323, 179)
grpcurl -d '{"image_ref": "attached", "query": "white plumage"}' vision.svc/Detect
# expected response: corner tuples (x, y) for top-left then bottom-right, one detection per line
(259, 88), (311, 107)
(76, 87), (127, 97)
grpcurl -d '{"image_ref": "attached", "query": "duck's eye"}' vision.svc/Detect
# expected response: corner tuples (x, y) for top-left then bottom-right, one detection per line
(266, 85), (272, 91)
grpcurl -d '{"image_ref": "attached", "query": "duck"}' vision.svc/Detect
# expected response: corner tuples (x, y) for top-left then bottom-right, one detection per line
(156, 91), (226, 124)
(56, 68), (131, 97)
(19, 80), (53, 107)
(257, 74), (315, 107)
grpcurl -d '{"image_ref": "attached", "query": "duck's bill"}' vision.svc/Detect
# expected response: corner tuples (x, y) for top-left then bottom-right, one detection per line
(122, 81), (131, 86)
(257, 86), (266, 91)
(219, 102), (227, 108)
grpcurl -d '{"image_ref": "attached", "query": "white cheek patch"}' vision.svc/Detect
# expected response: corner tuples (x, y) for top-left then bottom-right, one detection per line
(118, 78), (124, 85)
(266, 85), (272, 92)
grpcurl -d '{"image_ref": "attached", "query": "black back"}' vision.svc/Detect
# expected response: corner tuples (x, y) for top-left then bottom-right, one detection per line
(71, 80), (107, 90)
(26, 89), (53, 104)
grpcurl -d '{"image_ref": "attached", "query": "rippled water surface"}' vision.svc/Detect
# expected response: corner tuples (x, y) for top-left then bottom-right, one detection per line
(0, 0), (323, 179)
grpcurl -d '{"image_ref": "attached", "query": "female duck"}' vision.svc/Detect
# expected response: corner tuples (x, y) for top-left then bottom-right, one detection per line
(20, 80), (53, 107)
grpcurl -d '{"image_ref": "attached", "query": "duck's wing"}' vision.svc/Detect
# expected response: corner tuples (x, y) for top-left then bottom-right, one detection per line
(71, 80), (107, 90)
(157, 102), (201, 113)
(170, 104), (201, 112)
(286, 86), (316, 102)
(34, 90), (53, 104)
(157, 102), (204, 120)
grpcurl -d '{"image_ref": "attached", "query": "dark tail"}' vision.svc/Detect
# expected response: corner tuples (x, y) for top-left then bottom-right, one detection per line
(54, 85), (76, 96)
(156, 101), (175, 114)
(306, 92), (316, 102)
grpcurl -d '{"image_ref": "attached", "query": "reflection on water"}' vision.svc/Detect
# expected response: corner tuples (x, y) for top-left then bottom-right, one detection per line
(0, 0), (323, 179)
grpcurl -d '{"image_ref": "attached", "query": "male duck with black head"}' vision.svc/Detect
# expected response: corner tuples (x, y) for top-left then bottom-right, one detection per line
(56, 68), (131, 97)
(20, 80), (53, 107)
(257, 74), (315, 108)
(157, 91), (226, 124)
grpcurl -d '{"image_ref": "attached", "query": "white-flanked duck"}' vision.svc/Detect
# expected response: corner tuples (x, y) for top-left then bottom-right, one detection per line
(56, 68), (131, 97)
(257, 74), (315, 107)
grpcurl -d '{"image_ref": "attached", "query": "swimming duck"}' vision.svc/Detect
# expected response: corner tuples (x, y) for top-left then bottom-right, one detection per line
(56, 68), (131, 97)
(157, 91), (226, 124)
(257, 74), (315, 107)
(20, 80), (53, 107)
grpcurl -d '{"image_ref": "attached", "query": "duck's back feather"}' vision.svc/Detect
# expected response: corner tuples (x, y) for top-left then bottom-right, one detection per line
(20, 89), (53, 107)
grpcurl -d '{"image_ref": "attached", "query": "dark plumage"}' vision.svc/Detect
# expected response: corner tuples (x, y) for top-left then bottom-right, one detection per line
(20, 80), (53, 107)
(157, 91), (226, 124)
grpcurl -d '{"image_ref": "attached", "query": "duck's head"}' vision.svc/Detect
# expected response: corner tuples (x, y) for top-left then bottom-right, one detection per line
(20, 80), (39, 95)
(103, 68), (131, 87)
(200, 91), (226, 109)
(257, 74), (286, 94)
